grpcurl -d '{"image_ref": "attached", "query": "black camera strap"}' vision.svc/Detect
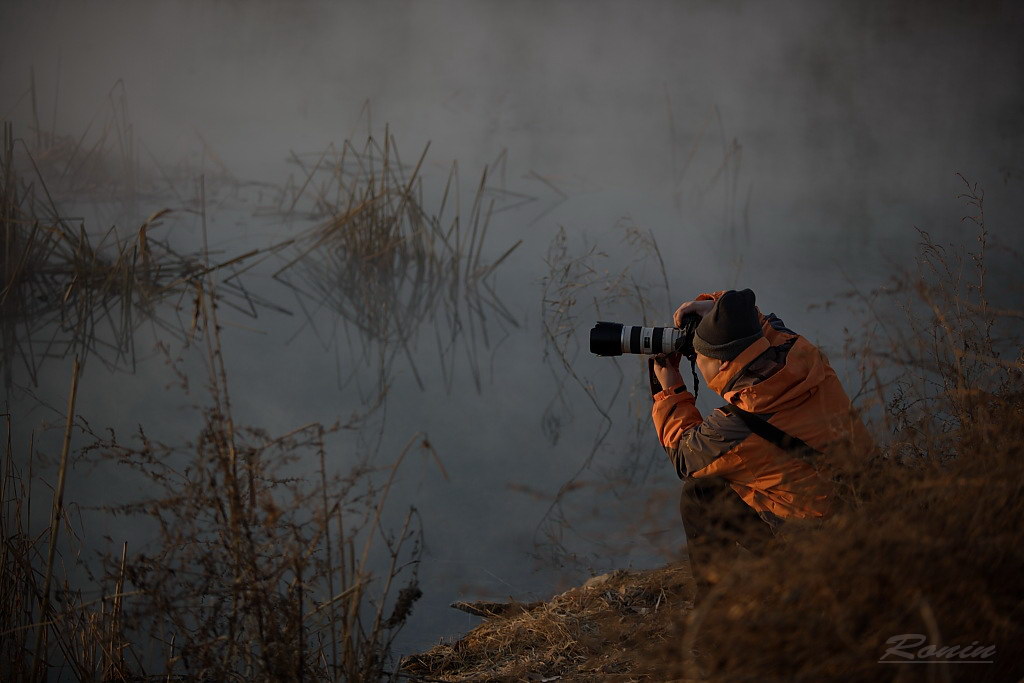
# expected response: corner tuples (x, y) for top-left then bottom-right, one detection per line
(720, 403), (821, 462)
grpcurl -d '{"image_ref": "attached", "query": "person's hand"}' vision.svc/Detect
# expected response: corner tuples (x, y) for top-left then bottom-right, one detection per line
(673, 298), (715, 327)
(652, 351), (684, 391)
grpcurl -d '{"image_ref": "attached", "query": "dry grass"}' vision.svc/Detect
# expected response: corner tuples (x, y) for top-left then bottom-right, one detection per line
(1, 109), (532, 680)
(402, 564), (693, 681)
(533, 220), (676, 568)
(23, 78), (142, 202)
(6, 81), (525, 396)
(403, 178), (1024, 682)
(652, 178), (1023, 682)
(0, 88), (527, 681)
(5, 71), (1018, 680)
(267, 128), (520, 394)
(19, 77), (239, 208)
(1, 262), (428, 682)
(0, 121), (278, 386)
(654, 439), (1023, 682)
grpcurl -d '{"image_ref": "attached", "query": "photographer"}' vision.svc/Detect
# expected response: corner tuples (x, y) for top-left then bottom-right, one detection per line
(649, 289), (874, 598)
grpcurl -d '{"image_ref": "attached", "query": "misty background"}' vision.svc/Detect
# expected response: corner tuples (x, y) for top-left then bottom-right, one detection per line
(3, 0), (1023, 658)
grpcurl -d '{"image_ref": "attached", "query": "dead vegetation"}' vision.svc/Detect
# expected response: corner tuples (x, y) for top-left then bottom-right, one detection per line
(21, 77), (143, 203)
(654, 177), (1019, 682)
(0, 121), (279, 385)
(1, 278), (429, 681)
(402, 564), (693, 681)
(403, 178), (1024, 682)
(265, 127), (521, 393)
(1, 97), (529, 679)
(535, 220), (675, 568)
(16, 76), (240, 212)
(1, 107), (493, 678)
(4, 66), (1019, 681)
(3, 88), (524, 394)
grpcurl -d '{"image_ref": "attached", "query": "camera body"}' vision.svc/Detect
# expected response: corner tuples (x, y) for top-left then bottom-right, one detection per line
(589, 313), (701, 359)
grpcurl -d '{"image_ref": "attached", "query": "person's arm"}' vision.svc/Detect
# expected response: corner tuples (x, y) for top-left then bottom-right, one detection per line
(650, 351), (701, 451)
(652, 384), (701, 451)
(650, 352), (742, 479)
(673, 292), (721, 327)
(675, 290), (798, 341)
(653, 393), (754, 479)
(657, 290), (759, 479)
(650, 352), (683, 393)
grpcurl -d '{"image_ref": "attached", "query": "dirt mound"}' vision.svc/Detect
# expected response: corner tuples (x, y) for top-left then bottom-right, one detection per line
(401, 564), (694, 681)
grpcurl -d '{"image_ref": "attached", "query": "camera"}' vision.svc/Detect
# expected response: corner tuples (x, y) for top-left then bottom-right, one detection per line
(589, 313), (701, 358)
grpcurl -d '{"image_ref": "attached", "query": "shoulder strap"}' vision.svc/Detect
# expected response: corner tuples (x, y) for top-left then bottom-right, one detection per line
(721, 403), (821, 461)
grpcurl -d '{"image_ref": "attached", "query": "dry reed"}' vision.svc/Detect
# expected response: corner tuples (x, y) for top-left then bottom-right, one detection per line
(0, 122), (279, 386)
(2, 278), (429, 680)
(266, 129), (521, 394)
(403, 177), (1024, 682)
(534, 220), (673, 568)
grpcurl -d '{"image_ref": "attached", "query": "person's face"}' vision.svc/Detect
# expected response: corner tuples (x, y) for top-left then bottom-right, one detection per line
(696, 353), (724, 385)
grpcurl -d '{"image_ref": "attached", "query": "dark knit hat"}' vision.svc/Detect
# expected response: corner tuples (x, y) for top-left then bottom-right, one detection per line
(692, 289), (763, 361)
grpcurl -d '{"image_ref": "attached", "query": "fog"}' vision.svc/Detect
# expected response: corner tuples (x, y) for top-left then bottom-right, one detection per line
(3, 0), (1023, 659)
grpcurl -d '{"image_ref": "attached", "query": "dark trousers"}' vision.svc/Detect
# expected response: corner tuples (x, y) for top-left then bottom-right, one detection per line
(680, 476), (779, 599)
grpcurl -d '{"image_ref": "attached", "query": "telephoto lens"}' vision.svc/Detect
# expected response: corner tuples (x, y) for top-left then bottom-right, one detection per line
(589, 322), (683, 356)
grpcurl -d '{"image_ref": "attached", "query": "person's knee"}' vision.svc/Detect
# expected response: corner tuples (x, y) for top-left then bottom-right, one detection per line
(680, 477), (729, 537)
(682, 475), (730, 505)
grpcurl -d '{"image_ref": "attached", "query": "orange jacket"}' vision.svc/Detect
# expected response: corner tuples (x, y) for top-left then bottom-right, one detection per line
(652, 291), (875, 520)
